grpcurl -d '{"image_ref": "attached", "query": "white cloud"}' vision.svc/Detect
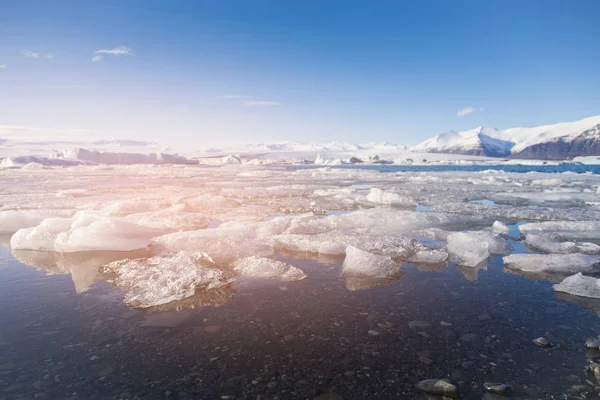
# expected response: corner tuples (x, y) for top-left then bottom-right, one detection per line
(456, 106), (482, 117)
(21, 50), (54, 59)
(243, 101), (281, 107)
(92, 46), (133, 62)
(219, 95), (249, 99)
(0, 65), (5, 68)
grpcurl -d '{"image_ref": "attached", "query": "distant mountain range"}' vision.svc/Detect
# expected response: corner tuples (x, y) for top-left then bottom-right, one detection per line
(412, 115), (600, 159)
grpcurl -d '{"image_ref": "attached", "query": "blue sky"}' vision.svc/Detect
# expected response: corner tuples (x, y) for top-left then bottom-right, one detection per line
(1, 0), (599, 148)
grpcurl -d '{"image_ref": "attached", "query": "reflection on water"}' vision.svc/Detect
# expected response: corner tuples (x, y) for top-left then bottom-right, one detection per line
(11, 249), (148, 293)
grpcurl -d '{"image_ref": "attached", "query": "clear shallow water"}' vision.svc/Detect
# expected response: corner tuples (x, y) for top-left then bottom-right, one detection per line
(2, 245), (600, 399)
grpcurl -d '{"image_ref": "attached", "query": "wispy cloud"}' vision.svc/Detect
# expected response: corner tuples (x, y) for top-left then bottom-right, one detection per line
(243, 101), (281, 107)
(456, 106), (483, 117)
(92, 46), (133, 62)
(219, 95), (249, 99)
(0, 65), (5, 68)
(21, 50), (54, 59)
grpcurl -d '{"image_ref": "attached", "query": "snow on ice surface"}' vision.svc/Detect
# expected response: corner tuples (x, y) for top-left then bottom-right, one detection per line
(553, 273), (600, 299)
(233, 256), (306, 281)
(503, 254), (600, 274)
(102, 252), (234, 308)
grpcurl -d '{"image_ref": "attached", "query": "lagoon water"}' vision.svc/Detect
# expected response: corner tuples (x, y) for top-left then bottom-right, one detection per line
(1, 163), (600, 399)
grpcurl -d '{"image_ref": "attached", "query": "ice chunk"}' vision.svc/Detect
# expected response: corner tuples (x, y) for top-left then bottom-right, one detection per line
(503, 253), (600, 274)
(525, 234), (600, 255)
(519, 221), (600, 240)
(553, 273), (600, 299)
(233, 256), (306, 281)
(341, 245), (401, 279)
(492, 221), (509, 234)
(366, 188), (416, 207)
(102, 251), (233, 308)
(0, 209), (75, 234)
(105, 200), (161, 216)
(10, 211), (163, 252)
(274, 230), (445, 262)
(409, 249), (449, 264)
(447, 231), (508, 267)
(151, 227), (274, 266)
(125, 204), (210, 231)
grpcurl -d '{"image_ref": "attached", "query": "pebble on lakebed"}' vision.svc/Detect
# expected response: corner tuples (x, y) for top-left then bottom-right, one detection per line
(484, 382), (511, 395)
(533, 337), (552, 348)
(415, 379), (458, 398)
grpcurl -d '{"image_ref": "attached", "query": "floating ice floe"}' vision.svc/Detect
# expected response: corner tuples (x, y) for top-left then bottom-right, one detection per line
(553, 273), (600, 299)
(366, 188), (416, 207)
(0, 209), (76, 234)
(10, 211), (164, 252)
(151, 226), (275, 265)
(447, 231), (509, 267)
(503, 253), (600, 274)
(519, 221), (600, 240)
(341, 245), (401, 279)
(233, 256), (306, 281)
(492, 220), (510, 234)
(524, 234), (600, 255)
(102, 251), (234, 308)
(273, 230), (448, 263)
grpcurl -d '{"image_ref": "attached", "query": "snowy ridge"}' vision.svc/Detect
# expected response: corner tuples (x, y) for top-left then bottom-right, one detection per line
(413, 115), (600, 158)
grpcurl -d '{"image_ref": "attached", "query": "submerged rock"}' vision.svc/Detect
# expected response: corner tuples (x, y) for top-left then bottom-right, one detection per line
(533, 337), (552, 348)
(484, 382), (511, 395)
(585, 337), (600, 350)
(415, 379), (458, 397)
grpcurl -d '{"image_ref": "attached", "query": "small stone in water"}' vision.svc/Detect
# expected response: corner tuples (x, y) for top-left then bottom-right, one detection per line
(484, 382), (511, 395)
(533, 337), (551, 348)
(440, 321), (452, 327)
(415, 379), (458, 397)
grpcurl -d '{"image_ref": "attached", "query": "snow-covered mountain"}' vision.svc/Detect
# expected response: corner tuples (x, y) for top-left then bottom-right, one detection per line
(411, 127), (513, 157)
(413, 115), (600, 159)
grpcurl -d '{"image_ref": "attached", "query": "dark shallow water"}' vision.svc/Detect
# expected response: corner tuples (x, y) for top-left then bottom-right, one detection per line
(2, 246), (600, 399)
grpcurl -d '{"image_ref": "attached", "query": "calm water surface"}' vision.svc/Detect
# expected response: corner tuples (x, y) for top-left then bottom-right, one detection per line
(1, 241), (600, 399)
